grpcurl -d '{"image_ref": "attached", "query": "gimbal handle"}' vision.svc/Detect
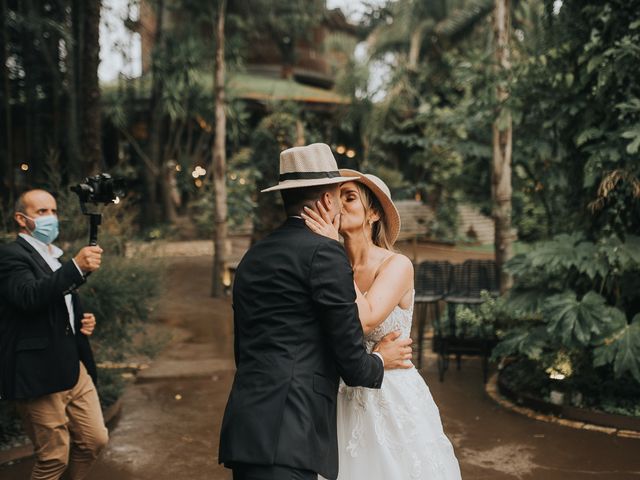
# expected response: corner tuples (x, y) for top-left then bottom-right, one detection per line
(88, 213), (102, 247)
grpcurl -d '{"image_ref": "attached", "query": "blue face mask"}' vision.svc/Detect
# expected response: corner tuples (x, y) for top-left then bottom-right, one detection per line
(22, 214), (60, 245)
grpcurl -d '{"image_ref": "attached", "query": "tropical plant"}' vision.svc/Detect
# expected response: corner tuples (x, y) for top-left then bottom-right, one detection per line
(493, 232), (640, 395)
(491, 0), (640, 400)
(338, 0), (500, 242)
(249, 106), (303, 243)
(508, 0), (640, 237)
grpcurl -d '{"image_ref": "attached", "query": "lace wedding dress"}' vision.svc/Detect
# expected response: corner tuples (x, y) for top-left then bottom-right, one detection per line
(324, 292), (462, 480)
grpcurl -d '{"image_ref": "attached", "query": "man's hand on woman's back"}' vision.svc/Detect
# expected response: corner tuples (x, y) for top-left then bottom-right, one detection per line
(374, 331), (413, 370)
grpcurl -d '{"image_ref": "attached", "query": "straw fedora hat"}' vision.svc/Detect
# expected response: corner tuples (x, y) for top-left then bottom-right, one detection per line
(339, 169), (401, 245)
(261, 143), (359, 192)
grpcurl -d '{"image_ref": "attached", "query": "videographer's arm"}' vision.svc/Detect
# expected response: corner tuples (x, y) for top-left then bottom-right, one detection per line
(80, 313), (97, 336)
(0, 250), (85, 312)
(74, 246), (103, 275)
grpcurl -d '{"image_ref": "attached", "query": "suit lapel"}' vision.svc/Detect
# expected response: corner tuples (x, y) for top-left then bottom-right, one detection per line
(15, 236), (54, 275)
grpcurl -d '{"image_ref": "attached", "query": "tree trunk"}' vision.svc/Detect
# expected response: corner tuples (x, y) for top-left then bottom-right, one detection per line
(295, 119), (305, 146)
(159, 163), (178, 223)
(1, 0), (14, 203)
(492, 0), (514, 293)
(80, 0), (102, 175)
(408, 24), (426, 71)
(145, 0), (165, 225)
(211, 0), (228, 297)
(67, 0), (83, 176)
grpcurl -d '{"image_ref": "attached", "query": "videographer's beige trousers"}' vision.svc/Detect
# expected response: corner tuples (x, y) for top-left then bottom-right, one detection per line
(16, 362), (109, 480)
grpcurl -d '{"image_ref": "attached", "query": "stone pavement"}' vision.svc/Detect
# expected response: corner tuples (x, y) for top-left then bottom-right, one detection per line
(1, 253), (639, 480)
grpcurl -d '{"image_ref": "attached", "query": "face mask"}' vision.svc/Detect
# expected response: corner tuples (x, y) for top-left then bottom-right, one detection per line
(22, 214), (60, 245)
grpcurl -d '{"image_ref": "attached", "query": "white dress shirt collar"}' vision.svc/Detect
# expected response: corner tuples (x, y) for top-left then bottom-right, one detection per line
(19, 232), (63, 260)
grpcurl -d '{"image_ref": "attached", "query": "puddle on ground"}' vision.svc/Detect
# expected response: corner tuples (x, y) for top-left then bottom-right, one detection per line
(461, 444), (537, 478)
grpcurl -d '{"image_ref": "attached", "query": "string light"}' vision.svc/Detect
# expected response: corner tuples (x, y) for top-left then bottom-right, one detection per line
(192, 166), (206, 178)
(20, 163), (29, 171)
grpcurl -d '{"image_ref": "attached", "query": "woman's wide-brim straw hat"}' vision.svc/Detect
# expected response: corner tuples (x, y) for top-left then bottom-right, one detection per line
(339, 169), (401, 246)
(261, 143), (360, 192)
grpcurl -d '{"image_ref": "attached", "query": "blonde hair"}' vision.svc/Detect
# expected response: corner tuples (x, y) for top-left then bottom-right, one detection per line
(356, 183), (395, 251)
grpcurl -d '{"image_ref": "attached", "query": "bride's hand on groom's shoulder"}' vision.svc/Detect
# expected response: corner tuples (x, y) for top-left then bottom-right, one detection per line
(301, 203), (340, 241)
(374, 331), (413, 370)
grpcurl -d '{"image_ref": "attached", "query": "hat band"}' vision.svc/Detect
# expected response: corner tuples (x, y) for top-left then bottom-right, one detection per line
(279, 170), (341, 182)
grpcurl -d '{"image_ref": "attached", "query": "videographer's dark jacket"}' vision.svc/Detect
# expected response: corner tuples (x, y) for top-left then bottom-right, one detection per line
(0, 236), (97, 400)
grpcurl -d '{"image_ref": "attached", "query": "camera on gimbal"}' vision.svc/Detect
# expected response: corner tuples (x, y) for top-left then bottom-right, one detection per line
(70, 173), (125, 206)
(71, 173), (126, 246)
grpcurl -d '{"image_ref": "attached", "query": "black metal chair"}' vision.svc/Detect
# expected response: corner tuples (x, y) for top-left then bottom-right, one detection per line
(436, 260), (498, 382)
(477, 259), (500, 297)
(413, 261), (450, 369)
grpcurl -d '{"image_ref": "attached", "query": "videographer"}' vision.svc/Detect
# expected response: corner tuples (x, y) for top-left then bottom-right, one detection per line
(0, 189), (108, 480)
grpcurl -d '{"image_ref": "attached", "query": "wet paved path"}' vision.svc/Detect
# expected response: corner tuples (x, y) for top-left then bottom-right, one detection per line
(2, 251), (639, 479)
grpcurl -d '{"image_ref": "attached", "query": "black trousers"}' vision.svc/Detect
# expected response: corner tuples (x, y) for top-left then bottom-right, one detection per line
(231, 463), (316, 480)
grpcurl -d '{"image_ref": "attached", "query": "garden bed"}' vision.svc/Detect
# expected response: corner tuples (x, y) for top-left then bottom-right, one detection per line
(497, 361), (640, 433)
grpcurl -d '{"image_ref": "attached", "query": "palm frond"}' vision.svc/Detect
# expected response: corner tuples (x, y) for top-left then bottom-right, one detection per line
(435, 0), (494, 40)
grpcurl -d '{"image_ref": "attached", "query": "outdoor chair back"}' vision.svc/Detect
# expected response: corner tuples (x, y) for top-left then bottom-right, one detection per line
(434, 259), (500, 383)
(413, 260), (451, 370)
(415, 260), (450, 302)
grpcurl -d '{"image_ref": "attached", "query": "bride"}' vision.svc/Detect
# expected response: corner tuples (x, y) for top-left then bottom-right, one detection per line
(302, 170), (461, 480)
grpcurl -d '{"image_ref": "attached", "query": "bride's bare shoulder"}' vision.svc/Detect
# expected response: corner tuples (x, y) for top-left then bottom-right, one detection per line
(380, 252), (414, 278)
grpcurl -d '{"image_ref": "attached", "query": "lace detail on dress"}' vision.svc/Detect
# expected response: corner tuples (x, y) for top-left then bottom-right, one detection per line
(334, 290), (461, 479)
(364, 291), (414, 353)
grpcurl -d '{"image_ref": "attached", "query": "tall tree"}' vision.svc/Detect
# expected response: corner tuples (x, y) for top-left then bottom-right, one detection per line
(67, 0), (83, 173)
(239, 0), (324, 79)
(492, 0), (513, 292)
(211, 0), (228, 297)
(146, 0), (167, 224)
(80, 0), (103, 175)
(1, 0), (13, 205)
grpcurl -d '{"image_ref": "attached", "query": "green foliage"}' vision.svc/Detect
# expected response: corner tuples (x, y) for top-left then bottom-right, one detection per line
(543, 291), (609, 347)
(593, 315), (640, 382)
(81, 256), (163, 363)
(500, 358), (640, 415)
(250, 107), (300, 241)
(510, 0), (640, 237)
(0, 402), (26, 447)
(494, 231), (640, 387)
(456, 291), (508, 337)
(189, 147), (258, 237)
(236, 0), (324, 65)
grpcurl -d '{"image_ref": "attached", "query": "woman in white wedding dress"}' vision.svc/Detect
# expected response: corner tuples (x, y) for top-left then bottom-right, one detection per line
(302, 170), (461, 480)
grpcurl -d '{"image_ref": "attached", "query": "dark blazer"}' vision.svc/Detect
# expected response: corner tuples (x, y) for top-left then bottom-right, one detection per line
(219, 217), (384, 480)
(0, 236), (97, 401)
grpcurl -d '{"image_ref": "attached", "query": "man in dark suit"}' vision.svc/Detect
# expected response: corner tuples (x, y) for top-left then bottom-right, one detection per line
(0, 189), (108, 480)
(219, 144), (413, 480)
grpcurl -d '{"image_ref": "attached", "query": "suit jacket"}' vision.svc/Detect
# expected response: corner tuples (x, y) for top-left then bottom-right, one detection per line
(0, 236), (97, 401)
(219, 217), (384, 480)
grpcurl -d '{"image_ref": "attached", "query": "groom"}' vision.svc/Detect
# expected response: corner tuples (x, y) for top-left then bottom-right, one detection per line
(219, 143), (413, 480)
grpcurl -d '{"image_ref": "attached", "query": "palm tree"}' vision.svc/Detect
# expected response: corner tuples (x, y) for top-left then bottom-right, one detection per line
(492, 0), (514, 292)
(211, 0), (228, 297)
(367, 0), (495, 69)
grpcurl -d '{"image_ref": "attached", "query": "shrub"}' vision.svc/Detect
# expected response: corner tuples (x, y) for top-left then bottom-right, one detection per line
(80, 255), (164, 364)
(492, 232), (640, 415)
